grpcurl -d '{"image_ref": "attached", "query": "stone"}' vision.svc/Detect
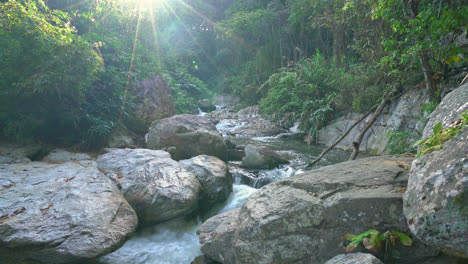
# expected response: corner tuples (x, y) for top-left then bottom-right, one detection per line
(241, 145), (288, 169)
(108, 127), (134, 148)
(126, 75), (175, 134)
(0, 161), (137, 263)
(199, 156), (439, 264)
(404, 128), (468, 258)
(146, 114), (227, 161)
(96, 148), (201, 224)
(179, 155), (232, 205)
(0, 144), (45, 164)
(422, 83), (468, 139)
(41, 149), (92, 162)
(213, 94), (240, 107)
(318, 88), (430, 154)
(324, 253), (383, 264)
(199, 99), (217, 113)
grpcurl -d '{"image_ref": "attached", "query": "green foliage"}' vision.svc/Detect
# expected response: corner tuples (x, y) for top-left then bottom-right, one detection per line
(259, 54), (346, 140)
(345, 229), (412, 263)
(414, 111), (468, 158)
(386, 130), (417, 155)
(0, 0), (102, 144)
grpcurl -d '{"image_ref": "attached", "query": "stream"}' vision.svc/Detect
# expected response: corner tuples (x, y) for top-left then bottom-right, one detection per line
(97, 107), (351, 264)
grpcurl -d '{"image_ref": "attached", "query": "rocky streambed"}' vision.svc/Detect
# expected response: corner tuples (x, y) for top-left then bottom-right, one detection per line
(1, 85), (467, 264)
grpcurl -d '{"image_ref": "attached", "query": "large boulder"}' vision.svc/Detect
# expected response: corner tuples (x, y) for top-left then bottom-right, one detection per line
(199, 156), (438, 264)
(318, 88), (430, 154)
(146, 114), (227, 161)
(96, 148), (201, 224)
(179, 155), (232, 205)
(241, 145), (288, 169)
(422, 83), (468, 139)
(199, 99), (217, 113)
(126, 75), (175, 134)
(324, 253), (383, 264)
(404, 128), (468, 258)
(0, 161), (137, 263)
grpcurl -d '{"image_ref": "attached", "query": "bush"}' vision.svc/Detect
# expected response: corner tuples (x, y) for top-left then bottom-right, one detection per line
(386, 130), (417, 155)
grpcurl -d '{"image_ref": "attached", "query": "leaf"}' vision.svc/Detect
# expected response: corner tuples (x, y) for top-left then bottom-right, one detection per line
(413, 138), (427, 146)
(391, 231), (412, 247)
(345, 239), (362, 253)
(344, 233), (355, 241)
(363, 237), (378, 252)
(433, 122), (442, 135)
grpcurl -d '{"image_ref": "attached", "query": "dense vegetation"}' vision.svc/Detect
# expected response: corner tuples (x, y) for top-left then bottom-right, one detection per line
(1, 0), (466, 147)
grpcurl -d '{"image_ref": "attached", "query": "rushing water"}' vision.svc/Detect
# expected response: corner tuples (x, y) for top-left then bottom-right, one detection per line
(98, 109), (351, 264)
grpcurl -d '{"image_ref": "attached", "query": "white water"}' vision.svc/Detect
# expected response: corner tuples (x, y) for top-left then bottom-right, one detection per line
(98, 184), (257, 264)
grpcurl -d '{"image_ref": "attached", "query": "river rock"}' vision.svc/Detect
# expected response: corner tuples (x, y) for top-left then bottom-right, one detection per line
(324, 253), (383, 264)
(146, 114), (227, 161)
(422, 83), (468, 139)
(41, 149), (92, 162)
(108, 127), (135, 148)
(0, 161), (137, 263)
(404, 128), (468, 258)
(126, 75), (175, 134)
(199, 156), (439, 264)
(97, 148), (201, 224)
(241, 145), (288, 169)
(179, 155), (232, 205)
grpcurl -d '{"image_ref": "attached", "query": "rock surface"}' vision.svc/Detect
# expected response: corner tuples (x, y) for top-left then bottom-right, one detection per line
(199, 156), (439, 264)
(199, 99), (217, 113)
(324, 253), (383, 264)
(41, 149), (92, 162)
(108, 127), (135, 148)
(404, 128), (468, 258)
(0, 161), (137, 263)
(422, 83), (468, 139)
(97, 148), (201, 224)
(0, 144), (44, 164)
(126, 75), (175, 134)
(179, 155), (232, 204)
(241, 144), (288, 169)
(318, 88), (429, 154)
(146, 114), (227, 161)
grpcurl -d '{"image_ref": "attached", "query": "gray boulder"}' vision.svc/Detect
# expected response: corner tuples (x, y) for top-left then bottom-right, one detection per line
(324, 253), (383, 264)
(0, 161), (137, 263)
(108, 127), (134, 148)
(0, 144), (44, 164)
(179, 155), (232, 204)
(146, 114), (227, 161)
(199, 99), (216, 113)
(241, 145), (288, 169)
(96, 148), (201, 224)
(126, 75), (175, 134)
(199, 156), (438, 264)
(404, 128), (468, 258)
(41, 149), (92, 162)
(422, 83), (468, 139)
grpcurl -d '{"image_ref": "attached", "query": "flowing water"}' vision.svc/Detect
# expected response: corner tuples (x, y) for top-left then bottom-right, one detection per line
(98, 108), (351, 264)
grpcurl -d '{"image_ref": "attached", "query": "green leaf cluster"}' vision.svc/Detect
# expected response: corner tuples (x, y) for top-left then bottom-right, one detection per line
(414, 111), (468, 158)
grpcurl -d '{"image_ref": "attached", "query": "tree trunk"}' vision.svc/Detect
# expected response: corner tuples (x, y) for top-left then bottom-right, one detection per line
(332, 28), (344, 67)
(349, 96), (389, 160)
(307, 105), (377, 168)
(420, 51), (439, 102)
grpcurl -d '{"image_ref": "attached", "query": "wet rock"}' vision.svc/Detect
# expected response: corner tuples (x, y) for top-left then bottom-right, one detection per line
(126, 75), (175, 134)
(404, 128), (468, 258)
(146, 114), (227, 161)
(241, 145), (288, 169)
(97, 148), (201, 224)
(42, 149), (92, 162)
(0, 161), (137, 263)
(180, 155), (232, 205)
(422, 83), (468, 139)
(324, 253), (383, 264)
(199, 156), (439, 264)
